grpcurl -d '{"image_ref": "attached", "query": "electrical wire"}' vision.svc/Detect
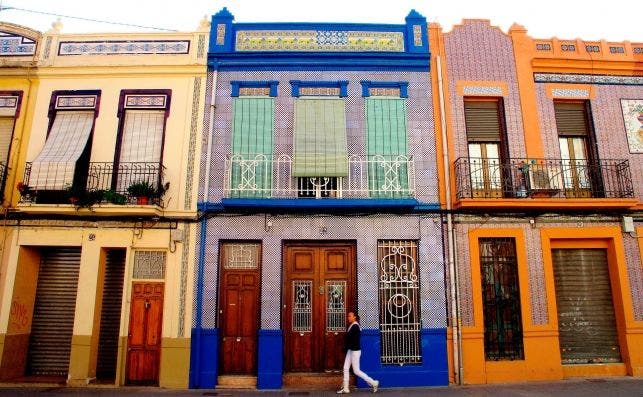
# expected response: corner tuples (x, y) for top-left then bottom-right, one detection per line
(0, 5), (177, 31)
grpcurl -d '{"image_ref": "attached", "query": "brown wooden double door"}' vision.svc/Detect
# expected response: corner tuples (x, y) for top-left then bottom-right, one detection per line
(283, 242), (356, 372)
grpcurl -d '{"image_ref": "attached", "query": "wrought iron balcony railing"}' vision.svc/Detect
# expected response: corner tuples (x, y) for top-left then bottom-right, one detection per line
(224, 154), (416, 199)
(21, 161), (166, 205)
(454, 157), (634, 200)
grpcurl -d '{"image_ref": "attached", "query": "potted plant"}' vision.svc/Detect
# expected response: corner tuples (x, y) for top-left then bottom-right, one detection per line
(127, 181), (156, 205)
(17, 182), (33, 202)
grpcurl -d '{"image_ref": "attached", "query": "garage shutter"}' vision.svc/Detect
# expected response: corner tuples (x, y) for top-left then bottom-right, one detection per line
(96, 249), (126, 379)
(552, 248), (621, 364)
(27, 247), (81, 376)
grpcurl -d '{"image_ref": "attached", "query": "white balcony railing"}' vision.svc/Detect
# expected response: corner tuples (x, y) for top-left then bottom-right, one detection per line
(223, 154), (416, 199)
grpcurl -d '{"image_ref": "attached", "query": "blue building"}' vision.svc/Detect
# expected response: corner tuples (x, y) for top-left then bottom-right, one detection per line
(191, 8), (447, 389)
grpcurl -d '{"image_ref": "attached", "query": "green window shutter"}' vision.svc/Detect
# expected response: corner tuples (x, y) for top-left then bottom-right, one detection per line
(230, 98), (274, 198)
(366, 98), (410, 197)
(293, 99), (348, 177)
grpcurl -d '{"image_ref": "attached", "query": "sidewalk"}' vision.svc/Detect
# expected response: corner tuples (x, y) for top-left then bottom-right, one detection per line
(0, 377), (641, 396)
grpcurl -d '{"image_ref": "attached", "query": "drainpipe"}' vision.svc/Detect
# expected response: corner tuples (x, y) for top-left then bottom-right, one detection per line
(436, 55), (462, 385)
(193, 69), (217, 387)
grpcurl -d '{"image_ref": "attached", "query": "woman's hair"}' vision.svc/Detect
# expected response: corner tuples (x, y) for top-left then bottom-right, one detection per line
(354, 312), (360, 322)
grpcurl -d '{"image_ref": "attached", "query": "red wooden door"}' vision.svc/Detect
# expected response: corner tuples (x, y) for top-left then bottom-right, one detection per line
(283, 243), (355, 372)
(219, 243), (261, 374)
(126, 282), (164, 385)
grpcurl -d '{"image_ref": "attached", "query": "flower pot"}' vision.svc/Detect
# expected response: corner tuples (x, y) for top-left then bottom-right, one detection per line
(136, 196), (149, 205)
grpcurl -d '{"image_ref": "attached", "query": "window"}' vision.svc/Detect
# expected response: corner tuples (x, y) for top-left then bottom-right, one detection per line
(464, 98), (507, 198)
(229, 97), (274, 198)
(378, 240), (421, 364)
(478, 237), (524, 360)
(0, 92), (21, 193)
(114, 91), (170, 192)
(553, 101), (600, 198)
(292, 97), (348, 198)
(365, 96), (411, 198)
(28, 91), (99, 196)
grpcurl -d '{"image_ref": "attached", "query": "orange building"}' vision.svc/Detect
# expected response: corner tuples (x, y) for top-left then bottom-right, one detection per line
(430, 20), (642, 384)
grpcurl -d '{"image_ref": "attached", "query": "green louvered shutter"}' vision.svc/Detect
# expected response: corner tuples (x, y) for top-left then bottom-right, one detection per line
(366, 98), (410, 198)
(293, 99), (348, 177)
(230, 98), (274, 198)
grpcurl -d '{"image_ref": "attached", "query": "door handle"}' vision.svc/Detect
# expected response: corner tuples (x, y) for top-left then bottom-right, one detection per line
(319, 285), (324, 295)
(236, 337), (241, 342)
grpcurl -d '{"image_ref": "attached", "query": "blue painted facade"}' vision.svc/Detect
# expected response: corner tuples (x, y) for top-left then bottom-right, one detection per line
(191, 8), (447, 390)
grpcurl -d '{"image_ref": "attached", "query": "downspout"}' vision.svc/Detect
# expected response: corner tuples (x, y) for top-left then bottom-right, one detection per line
(193, 69), (217, 387)
(436, 55), (462, 385)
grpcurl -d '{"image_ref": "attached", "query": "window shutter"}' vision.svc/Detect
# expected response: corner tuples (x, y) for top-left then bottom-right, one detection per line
(464, 100), (501, 142)
(554, 102), (589, 137)
(0, 117), (15, 164)
(119, 109), (164, 163)
(232, 98), (274, 156)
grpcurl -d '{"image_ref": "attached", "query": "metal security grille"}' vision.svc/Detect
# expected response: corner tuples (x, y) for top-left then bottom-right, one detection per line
(378, 240), (421, 364)
(132, 251), (166, 279)
(552, 248), (621, 364)
(27, 247), (81, 376)
(293, 281), (312, 332)
(222, 243), (260, 269)
(326, 280), (346, 332)
(96, 249), (126, 379)
(479, 238), (524, 360)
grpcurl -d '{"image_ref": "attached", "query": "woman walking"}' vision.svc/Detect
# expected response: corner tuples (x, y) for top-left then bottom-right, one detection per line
(337, 311), (379, 394)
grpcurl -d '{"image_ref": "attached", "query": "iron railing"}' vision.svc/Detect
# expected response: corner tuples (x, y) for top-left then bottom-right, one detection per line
(224, 154), (416, 199)
(454, 157), (634, 199)
(22, 161), (166, 205)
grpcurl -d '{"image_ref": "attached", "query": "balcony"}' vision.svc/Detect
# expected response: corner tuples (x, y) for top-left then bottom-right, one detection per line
(220, 154), (417, 210)
(20, 161), (167, 208)
(454, 157), (635, 210)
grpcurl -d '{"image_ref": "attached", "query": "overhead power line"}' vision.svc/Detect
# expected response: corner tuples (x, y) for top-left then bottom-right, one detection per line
(0, 5), (177, 31)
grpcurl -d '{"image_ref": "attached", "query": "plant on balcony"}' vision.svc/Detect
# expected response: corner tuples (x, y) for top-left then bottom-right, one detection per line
(127, 180), (170, 205)
(17, 182), (33, 201)
(103, 189), (127, 205)
(66, 186), (105, 210)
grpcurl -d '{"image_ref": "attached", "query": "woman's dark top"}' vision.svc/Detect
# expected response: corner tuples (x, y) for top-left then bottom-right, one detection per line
(344, 322), (361, 351)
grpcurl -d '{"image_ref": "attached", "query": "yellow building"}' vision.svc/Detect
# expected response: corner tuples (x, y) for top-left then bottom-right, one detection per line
(431, 20), (642, 384)
(0, 20), (207, 387)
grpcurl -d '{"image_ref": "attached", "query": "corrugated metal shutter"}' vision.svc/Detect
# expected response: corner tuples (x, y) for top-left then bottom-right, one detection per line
(96, 249), (126, 379)
(27, 247), (81, 376)
(464, 100), (501, 142)
(554, 102), (589, 137)
(552, 248), (621, 364)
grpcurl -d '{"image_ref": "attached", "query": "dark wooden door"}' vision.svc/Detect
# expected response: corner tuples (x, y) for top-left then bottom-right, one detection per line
(283, 243), (355, 372)
(219, 243), (261, 374)
(126, 282), (164, 385)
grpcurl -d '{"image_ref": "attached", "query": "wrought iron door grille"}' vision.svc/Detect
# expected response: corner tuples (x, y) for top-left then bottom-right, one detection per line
(223, 243), (260, 269)
(326, 280), (346, 332)
(292, 280), (312, 332)
(132, 250), (166, 279)
(479, 237), (524, 360)
(378, 240), (421, 364)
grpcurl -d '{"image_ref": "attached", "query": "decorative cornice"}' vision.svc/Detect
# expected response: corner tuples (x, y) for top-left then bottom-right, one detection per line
(58, 40), (190, 56)
(534, 73), (643, 85)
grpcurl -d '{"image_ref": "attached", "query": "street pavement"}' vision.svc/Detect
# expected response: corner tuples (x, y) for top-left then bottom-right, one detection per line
(0, 377), (641, 396)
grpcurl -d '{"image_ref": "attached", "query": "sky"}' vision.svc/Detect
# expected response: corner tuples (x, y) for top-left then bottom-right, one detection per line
(0, 0), (641, 42)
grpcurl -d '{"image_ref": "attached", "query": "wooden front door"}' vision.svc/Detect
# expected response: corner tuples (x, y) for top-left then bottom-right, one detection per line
(126, 282), (164, 385)
(283, 242), (355, 372)
(219, 243), (261, 374)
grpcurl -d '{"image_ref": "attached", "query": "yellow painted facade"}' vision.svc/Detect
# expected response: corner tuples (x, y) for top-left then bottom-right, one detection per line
(0, 21), (207, 388)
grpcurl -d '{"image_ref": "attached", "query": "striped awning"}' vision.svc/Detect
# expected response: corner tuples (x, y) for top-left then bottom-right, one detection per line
(293, 99), (347, 177)
(29, 111), (94, 190)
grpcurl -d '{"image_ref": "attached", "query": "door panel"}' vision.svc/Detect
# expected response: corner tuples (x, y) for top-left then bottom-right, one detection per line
(219, 243), (261, 374)
(284, 243), (355, 373)
(126, 282), (163, 385)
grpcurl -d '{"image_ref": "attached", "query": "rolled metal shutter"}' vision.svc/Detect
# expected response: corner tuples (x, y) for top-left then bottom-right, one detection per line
(552, 248), (621, 364)
(96, 249), (126, 379)
(27, 247), (81, 376)
(464, 100), (502, 142)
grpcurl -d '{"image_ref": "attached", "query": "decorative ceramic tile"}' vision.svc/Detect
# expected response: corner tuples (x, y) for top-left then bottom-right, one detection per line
(534, 73), (643, 85)
(462, 85), (503, 96)
(550, 88), (590, 98)
(0, 32), (36, 56)
(55, 95), (97, 109)
(58, 40), (190, 55)
(235, 30), (404, 52)
(125, 94), (167, 108)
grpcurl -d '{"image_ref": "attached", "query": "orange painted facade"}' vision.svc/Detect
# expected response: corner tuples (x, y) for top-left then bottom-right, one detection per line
(433, 19), (642, 384)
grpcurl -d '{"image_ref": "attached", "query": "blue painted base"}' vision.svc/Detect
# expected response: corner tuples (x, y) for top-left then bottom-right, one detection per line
(257, 329), (283, 389)
(357, 328), (448, 388)
(189, 327), (219, 389)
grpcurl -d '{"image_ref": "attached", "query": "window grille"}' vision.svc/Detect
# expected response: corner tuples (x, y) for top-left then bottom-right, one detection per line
(378, 240), (421, 364)
(222, 243), (260, 269)
(132, 250), (166, 279)
(297, 176), (340, 198)
(479, 237), (524, 360)
(326, 280), (346, 332)
(292, 280), (312, 332)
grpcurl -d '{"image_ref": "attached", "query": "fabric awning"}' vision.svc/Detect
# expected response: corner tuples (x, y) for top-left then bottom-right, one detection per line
(29, 111), (94, 190)
(293, 98), (348, 177)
